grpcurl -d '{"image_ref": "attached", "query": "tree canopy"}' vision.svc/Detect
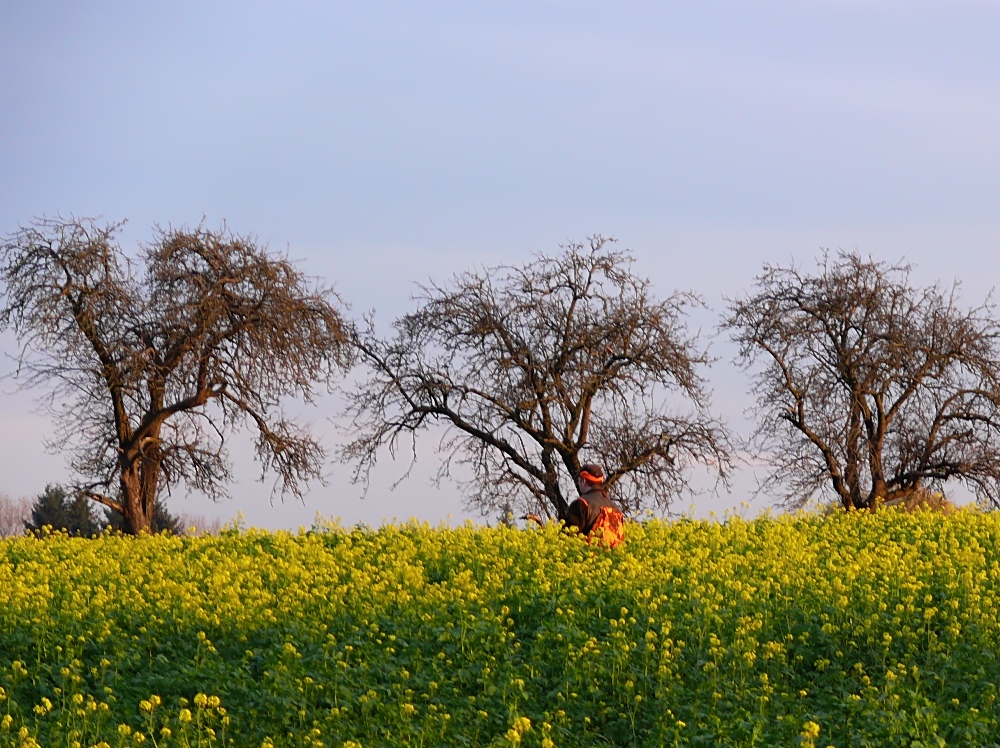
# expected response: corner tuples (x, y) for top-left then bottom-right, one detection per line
(724, 250), (1000, 510)
(342, 237), (732, 519)
(0, 216), (352, 534)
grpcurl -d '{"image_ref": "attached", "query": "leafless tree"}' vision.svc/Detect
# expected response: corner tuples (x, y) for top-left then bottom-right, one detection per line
(723, 250), (1000, 511)
(176, 513), (226, 536)
(0, 216), (351, 534)
(0, 493), (31, 537)
(341, 237), (732, 520)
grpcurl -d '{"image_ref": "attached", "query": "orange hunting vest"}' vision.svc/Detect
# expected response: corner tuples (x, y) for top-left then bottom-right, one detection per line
(567, 491), (625, 548)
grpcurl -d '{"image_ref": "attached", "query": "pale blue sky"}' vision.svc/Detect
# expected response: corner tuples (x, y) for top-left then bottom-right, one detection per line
(2, 2), (999, 527)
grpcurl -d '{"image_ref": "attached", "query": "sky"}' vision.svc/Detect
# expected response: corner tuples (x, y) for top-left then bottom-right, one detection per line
(2, 1), (999, 529)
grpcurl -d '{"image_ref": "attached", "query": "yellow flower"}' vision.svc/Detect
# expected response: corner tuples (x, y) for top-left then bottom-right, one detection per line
(801, 721), (821, 739)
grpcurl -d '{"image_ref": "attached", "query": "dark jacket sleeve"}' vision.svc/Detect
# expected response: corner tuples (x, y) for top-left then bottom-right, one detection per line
(563, 498), (589, 535)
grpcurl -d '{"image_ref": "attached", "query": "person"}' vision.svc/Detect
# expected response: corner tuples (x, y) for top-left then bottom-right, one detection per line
(563, 464), (625, 548)
(524, 464), (625, 548)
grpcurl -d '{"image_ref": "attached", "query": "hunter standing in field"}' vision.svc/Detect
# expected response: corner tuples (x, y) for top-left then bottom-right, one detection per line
(527, 464), (626, 548)
(564, 464), (625, 548)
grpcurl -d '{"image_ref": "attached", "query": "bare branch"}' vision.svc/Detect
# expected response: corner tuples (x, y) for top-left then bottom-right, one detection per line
(724, 249), (1000, 510)
(0, 216), (352, 534)
(340, 237), (733, 518)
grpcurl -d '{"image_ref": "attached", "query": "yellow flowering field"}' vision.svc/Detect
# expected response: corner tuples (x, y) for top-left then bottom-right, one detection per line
(1, 511), (999, 747)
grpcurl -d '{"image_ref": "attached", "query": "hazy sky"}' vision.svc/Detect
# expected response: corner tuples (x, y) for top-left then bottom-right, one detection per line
(2, 2), (999, 528)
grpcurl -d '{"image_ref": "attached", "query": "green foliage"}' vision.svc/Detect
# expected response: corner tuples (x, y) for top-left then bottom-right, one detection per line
(22, 484), (182, 537)
(23, 484), (101, 538)
(2, 511), (1000, 746)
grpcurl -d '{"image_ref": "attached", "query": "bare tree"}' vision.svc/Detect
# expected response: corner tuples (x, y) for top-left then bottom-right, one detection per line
(342, 237), (732, 520)
(723, 250), (1000, 511)
(0, 216), (351, 534)
(0, 493), (31, 537)
(175, 512), (226, 536)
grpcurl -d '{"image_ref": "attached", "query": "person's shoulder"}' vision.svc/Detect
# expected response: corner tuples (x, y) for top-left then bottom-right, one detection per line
(580, 489), (610, 505)
(588, 490), (622, 511)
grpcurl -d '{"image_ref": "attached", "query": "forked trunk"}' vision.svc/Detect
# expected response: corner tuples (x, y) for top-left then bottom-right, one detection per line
(118, 458), (158, 534)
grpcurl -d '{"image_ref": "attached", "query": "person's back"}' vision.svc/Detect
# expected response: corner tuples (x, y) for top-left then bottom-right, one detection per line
(563, 464), (625, 548)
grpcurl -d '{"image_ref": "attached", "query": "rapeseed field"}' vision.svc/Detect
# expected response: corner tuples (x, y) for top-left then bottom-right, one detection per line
(1, 511), (999, 747)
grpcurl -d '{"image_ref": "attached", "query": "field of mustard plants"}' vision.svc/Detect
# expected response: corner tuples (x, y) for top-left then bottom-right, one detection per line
(2, 511), (1000, 747)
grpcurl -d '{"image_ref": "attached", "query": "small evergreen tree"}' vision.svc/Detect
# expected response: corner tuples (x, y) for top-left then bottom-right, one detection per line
(23, 484), (101, 537)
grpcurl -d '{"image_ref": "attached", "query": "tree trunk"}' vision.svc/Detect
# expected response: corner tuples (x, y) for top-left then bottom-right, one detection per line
(119, 458), (156, 534)
(539, 447), (568, 519)
(868, 476), (888, 512)
(543, 477), (567, 520)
